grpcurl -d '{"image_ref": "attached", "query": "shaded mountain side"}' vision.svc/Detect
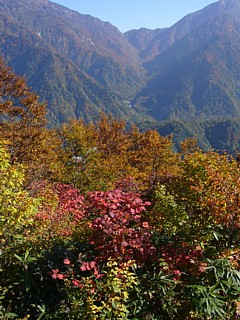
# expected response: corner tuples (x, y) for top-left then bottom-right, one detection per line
(125, 2), (218, 62)
(203, 118), (240, 154)
(125, 28), (167, 61)
(81, 53), (144, 100)
(125, 0), (240, 63)
(132, 15), (240, 121)
(155, 118), (240, 155)
(0, 0), (144, 99)
(126, 0), (240, 155)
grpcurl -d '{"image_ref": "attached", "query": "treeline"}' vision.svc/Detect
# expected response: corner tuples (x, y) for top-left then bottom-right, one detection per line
(0, 57), (240, 319)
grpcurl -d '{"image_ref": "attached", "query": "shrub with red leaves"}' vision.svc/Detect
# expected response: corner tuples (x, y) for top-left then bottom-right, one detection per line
(34, 182), (85, 237)
(86, 189), (155, 265)
(160, 243), (203, 280)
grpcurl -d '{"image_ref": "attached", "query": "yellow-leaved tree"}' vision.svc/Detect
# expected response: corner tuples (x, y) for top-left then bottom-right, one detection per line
(0, 57), (62, 185)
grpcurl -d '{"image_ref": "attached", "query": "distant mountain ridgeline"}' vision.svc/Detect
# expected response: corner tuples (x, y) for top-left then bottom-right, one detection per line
(0, 0), (239, 153)
(0, 0), (146, 126)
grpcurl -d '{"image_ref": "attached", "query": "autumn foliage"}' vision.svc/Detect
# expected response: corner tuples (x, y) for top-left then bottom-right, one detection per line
(86, 189), (155, 264)
(0, 57), (62, 184)
(1, 57), (240, 319)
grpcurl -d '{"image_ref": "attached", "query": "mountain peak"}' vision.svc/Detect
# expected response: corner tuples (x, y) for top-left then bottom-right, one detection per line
(218, 0), (240, 16)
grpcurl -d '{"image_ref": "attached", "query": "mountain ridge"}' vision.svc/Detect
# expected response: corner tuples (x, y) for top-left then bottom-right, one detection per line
(0, 0), (239, 153)
(0, 0), (145, 99)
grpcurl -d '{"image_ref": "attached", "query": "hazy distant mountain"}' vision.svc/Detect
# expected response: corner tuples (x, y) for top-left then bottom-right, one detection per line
(125, 28), (167, 61)
(130, 0), (240, 121)
(126, 0), (240, 62)
(126, 0), (240, 152)
(0, 0), (239, 153)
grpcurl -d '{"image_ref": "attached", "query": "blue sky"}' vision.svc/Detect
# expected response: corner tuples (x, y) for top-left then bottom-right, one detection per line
(52, 0), (218, 32)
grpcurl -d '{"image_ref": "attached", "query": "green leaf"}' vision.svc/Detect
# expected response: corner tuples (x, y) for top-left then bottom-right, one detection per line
(4, 313), (18, 318)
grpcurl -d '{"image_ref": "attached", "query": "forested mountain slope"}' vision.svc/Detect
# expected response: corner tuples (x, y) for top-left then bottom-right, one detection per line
(0, 0), (239, 153)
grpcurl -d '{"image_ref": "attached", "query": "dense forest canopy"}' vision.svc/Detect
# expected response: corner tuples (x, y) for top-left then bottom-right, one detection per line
(0, 58), (240, 319)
